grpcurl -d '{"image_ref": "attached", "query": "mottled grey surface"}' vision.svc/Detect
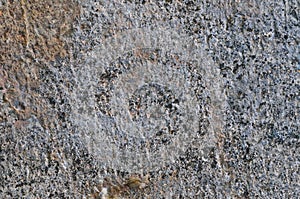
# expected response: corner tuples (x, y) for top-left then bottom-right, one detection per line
(1, 0), (299, 198)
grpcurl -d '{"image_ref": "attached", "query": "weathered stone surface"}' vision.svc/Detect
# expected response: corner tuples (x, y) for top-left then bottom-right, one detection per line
(1, 0), (299, 198)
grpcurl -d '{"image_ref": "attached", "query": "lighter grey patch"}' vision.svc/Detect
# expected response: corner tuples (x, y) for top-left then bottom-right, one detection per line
(71, 26), (225, 173)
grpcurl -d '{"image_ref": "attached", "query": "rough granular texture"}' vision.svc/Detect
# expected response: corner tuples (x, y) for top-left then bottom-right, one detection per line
(1, 0), (299, 198)
(0, 0), (79, 128)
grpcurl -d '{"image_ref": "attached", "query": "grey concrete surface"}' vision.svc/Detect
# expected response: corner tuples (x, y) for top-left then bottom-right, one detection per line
(0, 0), (299, 198)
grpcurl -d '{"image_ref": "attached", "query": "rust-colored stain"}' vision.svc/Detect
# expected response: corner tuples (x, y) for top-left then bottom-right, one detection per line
(0, 0), (80, 128)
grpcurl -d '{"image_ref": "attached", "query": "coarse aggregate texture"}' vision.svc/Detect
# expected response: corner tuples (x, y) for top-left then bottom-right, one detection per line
(0, 0), (299, 198)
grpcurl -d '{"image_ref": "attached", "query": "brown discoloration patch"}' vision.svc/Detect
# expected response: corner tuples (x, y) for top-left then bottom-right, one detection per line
(0, 0), (80, 127)
(13, 119), (30, 130)
(22, 0), (80, 61)
(90, 174), (150, 198)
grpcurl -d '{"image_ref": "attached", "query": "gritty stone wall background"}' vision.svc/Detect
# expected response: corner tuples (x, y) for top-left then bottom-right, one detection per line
(0, 0), (299, 198)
